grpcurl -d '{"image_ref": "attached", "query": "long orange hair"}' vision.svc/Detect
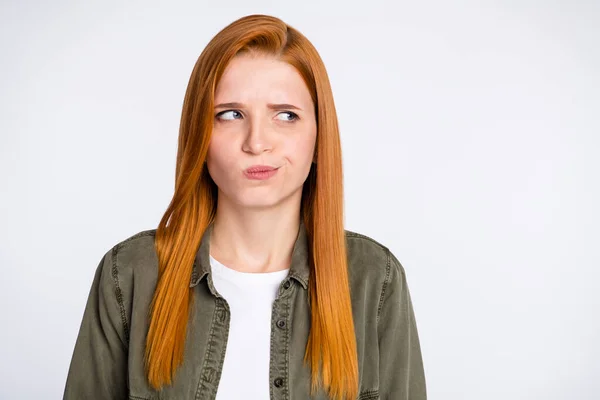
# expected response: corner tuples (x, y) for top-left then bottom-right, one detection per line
(145, 14), (358, 400)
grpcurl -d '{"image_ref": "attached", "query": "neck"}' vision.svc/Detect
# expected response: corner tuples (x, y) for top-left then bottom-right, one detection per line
(209, 193), (302, 274)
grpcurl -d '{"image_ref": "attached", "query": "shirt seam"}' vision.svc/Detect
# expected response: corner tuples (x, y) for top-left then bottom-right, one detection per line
(110, 244), (130, 346)
(358, 388), (380, 399)
(377, 248), (392, 326)
(345, 231), (389, 252)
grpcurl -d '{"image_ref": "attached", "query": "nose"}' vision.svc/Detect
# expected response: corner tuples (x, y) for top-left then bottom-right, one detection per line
(241, 114), (273, 155)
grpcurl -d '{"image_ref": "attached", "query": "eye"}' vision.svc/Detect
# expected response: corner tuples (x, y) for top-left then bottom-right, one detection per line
(276, 111), (299, 122)
(216, 110), (242, 121)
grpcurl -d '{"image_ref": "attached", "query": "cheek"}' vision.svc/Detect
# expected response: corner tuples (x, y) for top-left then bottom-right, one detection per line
(208, 136), (231, 161)
(206, 139), (234, 176)
(290, 131), (316, 163)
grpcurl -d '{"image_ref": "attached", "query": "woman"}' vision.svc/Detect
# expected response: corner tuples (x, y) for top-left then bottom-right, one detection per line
(63, 14), (426, 400)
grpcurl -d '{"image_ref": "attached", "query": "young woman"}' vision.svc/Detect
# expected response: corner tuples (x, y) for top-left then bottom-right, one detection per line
(63, 14), (426, 400)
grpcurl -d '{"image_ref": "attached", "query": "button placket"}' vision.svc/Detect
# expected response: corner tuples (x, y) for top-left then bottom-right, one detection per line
(195, 298), (231, 400)
(270, 285), (292, 399)
(277, 278), (293, 299)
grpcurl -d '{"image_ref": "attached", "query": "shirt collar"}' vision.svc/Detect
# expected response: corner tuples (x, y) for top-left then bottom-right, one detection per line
(189, 219), (310, 290)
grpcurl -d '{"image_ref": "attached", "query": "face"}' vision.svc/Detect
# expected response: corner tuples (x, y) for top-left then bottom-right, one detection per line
(206, 53), (317, 210)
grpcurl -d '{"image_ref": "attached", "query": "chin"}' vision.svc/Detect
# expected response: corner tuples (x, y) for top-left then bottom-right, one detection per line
(238, 200), (281, 210)
(227, 192), (277, 207)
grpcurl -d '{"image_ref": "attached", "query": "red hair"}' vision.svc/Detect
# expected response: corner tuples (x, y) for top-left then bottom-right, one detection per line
(145, 14), (358, 400)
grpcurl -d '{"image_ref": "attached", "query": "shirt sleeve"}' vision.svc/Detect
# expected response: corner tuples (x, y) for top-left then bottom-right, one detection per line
(62, 247), (129, 400)
(377, 249), (427, 399)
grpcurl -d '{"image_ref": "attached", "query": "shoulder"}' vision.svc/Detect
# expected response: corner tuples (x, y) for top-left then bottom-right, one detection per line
(113, 229), (157, 251)
(344, 228), (406, 287)
(105, 229), (156, 267)
(344, 228), (390, 259)
(343, 228), (410, 329)
(96, 229), (157, 274)
(105, 229), (159, 312)
(104, 228), (159, 288)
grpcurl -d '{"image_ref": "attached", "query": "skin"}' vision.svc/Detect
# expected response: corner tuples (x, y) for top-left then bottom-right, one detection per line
(206, 53), (317, 273)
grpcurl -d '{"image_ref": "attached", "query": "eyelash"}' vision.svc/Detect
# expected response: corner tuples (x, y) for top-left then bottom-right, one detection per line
(215, 110), (299, 122)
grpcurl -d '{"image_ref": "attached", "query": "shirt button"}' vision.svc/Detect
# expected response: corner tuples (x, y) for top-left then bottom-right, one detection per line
(276, 319), (286, 329)
(283, 280), (291, 289)
(274, 377), (284, 388)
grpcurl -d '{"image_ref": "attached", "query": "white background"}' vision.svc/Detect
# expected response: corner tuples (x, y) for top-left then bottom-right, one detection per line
(1, 1), (598, 399)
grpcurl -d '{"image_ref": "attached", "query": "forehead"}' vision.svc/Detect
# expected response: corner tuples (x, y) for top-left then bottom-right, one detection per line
(214, 54), (312, 106)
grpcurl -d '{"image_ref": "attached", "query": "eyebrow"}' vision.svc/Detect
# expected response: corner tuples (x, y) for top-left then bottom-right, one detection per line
(214, 102), (303, 111)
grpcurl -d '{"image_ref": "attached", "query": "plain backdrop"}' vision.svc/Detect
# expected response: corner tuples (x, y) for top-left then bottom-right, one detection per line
(1, 1), (598, 399)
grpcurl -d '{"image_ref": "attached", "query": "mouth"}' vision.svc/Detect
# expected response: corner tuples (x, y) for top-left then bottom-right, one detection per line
(243, 165), (280, 180)
(244, 165), (279, 173)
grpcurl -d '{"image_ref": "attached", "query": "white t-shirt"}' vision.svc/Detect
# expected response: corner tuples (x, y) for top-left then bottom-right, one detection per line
(210, 254), (290, 400)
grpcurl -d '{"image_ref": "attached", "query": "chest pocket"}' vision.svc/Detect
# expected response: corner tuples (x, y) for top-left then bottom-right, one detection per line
(358, 389), (379, 399)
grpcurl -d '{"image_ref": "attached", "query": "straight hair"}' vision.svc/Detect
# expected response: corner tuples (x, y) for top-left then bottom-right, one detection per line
(145, 14), (358, 400)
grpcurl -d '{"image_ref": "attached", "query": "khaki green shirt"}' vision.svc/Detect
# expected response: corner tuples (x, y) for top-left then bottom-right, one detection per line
(63, 220), (426, 399)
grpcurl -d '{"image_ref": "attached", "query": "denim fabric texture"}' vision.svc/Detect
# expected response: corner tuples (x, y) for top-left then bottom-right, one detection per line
(63, 220), (426, 399)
